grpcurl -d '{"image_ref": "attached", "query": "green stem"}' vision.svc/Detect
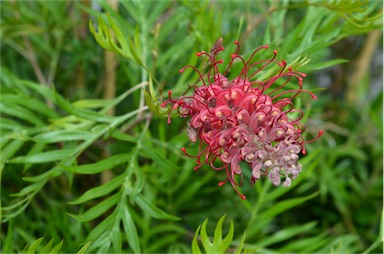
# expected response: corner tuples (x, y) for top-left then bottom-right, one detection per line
(250, 182), (271, 224)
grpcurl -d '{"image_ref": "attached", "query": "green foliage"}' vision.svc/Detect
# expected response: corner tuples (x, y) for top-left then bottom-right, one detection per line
(306, 0), (383, 28)
(1, 0), (382, 253)
(21, 237), (90, 254)
(89, 13), (144, 66)
(192, 214), (246, 254)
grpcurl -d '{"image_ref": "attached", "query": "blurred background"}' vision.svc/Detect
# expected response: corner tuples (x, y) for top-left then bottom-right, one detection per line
(1, 0), (382, 253)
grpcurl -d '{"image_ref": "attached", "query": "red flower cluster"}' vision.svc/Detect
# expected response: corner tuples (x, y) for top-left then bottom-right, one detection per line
(162, 39), (322, 199)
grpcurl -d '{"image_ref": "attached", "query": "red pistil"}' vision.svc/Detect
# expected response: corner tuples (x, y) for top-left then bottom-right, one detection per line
(179, 65), (207, 86)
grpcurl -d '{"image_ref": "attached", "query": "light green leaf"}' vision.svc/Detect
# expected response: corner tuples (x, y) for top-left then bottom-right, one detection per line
(139, 145), (176, 172)
(1, 139), (25, 161)
(213, 214), (225, 246)
(234, 230), (246, 254)
(278, 232), (328, 253)
(2, 219), (14, 252)
(23, 168), (62, 182)
(32, 131), (93, 143)
(134, 194), (179, 221)
(1, 118), (24, 132)
(121, 203), (141, 253)
(144, 89), (166, 116)
(111, 129), (138, 143)
(302, 59), (349, 71)
(73, 99), (111, 109)
(26, 237), (45, 254)
(21, 142), (46, 172)
(62, 153), (131, 174)
(200, 218), (213, 253)
(39, 238), (54, 253)
(77, 241), (92, 254)
(256, 221), (318, 247)
(1, 94), (59, 119)
(111, 227), (122, 254)
(128, 35), (143, 66)
(68, 191), (121, 222)
(89, 13), (140, 63)
(194, 214), (235, 254)
(54, 91), (114, 123)
(107, 13), (129, 55)
(21, 80), (57, 102)
(217, 215), (234, 253)
(49, 240), (63, 254)
(0, 102), (44, 126)
(86, 210), (116, 243)
(2, 196), (30, 211)
(192, 225), (202, 254)
(8, 183), (36, 203)
(8, 148), (75, 164)
(69, 173), (126, 205)
(89, 234), (112, 253)
(258, 192), (319, 222)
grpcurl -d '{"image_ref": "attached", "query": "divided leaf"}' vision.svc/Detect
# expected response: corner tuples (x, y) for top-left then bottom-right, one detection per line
(192, 214), (243, 254)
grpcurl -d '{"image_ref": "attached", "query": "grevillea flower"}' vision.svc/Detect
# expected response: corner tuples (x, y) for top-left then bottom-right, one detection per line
(162, 38), (323, 199)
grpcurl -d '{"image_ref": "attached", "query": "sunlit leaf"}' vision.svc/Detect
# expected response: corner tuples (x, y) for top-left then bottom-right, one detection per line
(26, 237), (45, 254)
(192, 224), (202, 254)
(77, 241), (92, 254)
(192, 215), (236, 254)
(49, 240), (63, 254)
(1, 94), (59, 119)
(32, 131), (92, 143)
(0, 102), (44, 126)
(62, 153), (132, 174)
(54, 92), (115, 123)
(8, 149), (75, 164)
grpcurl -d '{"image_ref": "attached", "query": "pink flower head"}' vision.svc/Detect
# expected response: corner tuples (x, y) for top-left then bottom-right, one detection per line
(162, 38), (323, 199)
